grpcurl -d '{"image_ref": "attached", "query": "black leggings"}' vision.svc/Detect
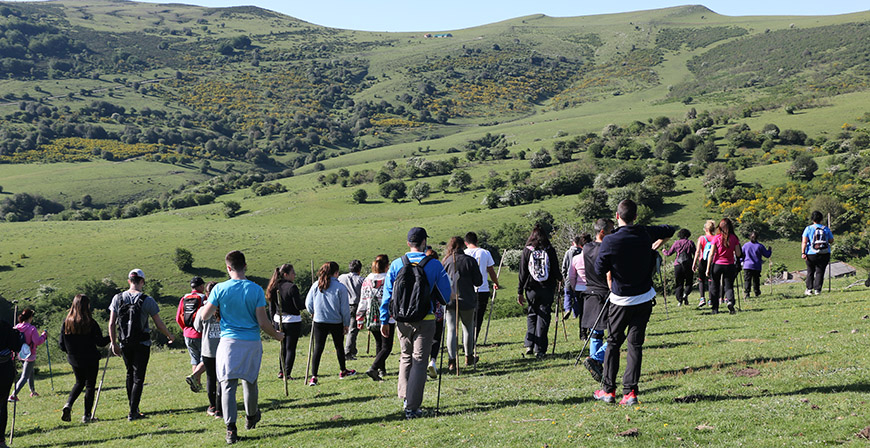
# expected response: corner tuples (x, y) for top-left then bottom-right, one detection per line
(202, 356), (222, 413)
(310, 322), (346, 377)
(0, 360), (14, 438)
(67, 360), (99, 417)
(710, 263), (736, 310)
(430, 319), (443, 362)
(370, 323), (395, 372)
(121, 343), (150, 415)
(279, 322), (301, 377)
(674, 261), (693, 303)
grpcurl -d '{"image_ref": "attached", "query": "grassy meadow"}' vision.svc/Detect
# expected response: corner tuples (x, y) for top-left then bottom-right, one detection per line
(8, 278), (870, 447)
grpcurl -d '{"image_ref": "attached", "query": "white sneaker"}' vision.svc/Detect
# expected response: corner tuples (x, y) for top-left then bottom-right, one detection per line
(813, 290), (820, 295)
(804, 289), (813, 296)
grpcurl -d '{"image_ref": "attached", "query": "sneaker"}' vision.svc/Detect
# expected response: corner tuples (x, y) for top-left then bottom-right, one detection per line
(339, 369), (357, 379)
(711, 309), (719, 315)
(583, 357), (603, 383)
(207, 406), (217, 416)
(619, 391), (639, 406)
(215, 411), (223, 420)
(7, 395), (17, 403)
(82, 415), (97, 423)
(378, 368), (387, 378)
(404, 408), (423, 419)
(447, 359), (457, 373)
(30, 392), (39, 398)
(813, 290), (820, 295)
(427, 365), (437, 379)
(245, 411), (260, 430)
(307, 376), (318, 387)
(186, 375), (202, 393)
(593, 389), (615, 403)
(727, 304), (736, 314)
(127, 412), (147, 421)
(226, 424), (239, 444)
(345, 353), (357, 361)
(535, 352), (546, 361)
(61, 406), (71, 422)
(805, 289), (813, 296)
(277, 371), (283, 379)
(524, 347), (534, 356)
(697, 299), (706, 308)
(366, 368), (382, 381)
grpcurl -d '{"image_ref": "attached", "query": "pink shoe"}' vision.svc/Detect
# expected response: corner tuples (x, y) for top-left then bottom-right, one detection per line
(7, 395), (18, 402)
(30, 392), (39, 397)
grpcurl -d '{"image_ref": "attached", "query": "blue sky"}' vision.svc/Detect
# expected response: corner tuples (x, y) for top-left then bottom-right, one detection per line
(18, 0), (870, 31)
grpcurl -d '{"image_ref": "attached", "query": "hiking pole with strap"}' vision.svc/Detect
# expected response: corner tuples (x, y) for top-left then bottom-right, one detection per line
(91, 353), (111, 420)
(575, 297), (609, 367)
(304, 261), (314, 385)
(45, 330), (54, 392)
(483, 250), (507, 345)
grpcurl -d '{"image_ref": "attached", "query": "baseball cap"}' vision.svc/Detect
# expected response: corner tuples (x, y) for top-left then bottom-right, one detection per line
(190, 276), (205, 288)
(128, 269), (145, 280)
(407, 227), (428, 244)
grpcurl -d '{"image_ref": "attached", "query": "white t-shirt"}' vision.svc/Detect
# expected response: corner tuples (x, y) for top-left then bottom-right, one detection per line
(608, 287), (656, 307)
(465, 247), (495, 293)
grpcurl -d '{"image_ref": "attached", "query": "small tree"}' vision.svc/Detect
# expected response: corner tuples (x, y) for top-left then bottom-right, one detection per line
(174, 247), (194, 271)
(224, 200), (241, 218)
(787, 155), (818, 181)
(703, 163), (737, 201)
(449, 170), (472, 191)
(379, 180), (407, 202)
(409, 182), (431, 204)
(352, 189), (368, 204)
(529, 149), (551, 168)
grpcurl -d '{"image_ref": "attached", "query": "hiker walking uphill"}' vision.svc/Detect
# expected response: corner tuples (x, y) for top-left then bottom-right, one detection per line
(579, 219), (614, 383)
(197, 251), (284, 444)
(9, 309), (46, 402)
(801, 210), (834, 295)
(705, 218), (742, 315)
(442, 237), (483, 371)
(338, 260), (364, 360)
(566, 234), (593, 333)
(266, 264), (304, 380)
(663, 229), (696, 306)
(194, 282), (223, 419)
(593, 200), (675, 405)
(176, 276), (207, 393)
(59, 294), (110, 423)
(0, 319), (22, 448)
(693, 220), (717, 308)
(562, 236), (584, 328)
(305, 261), (356, 386)
(741, 231), (772, 298)
(380, 227), (451, 419)
(517, 224), (562, 360)
(424, 248), (445, 380)
(109, 269), (175, 421)
(464, 232), (500, 341)
(357, 255), (392, 381)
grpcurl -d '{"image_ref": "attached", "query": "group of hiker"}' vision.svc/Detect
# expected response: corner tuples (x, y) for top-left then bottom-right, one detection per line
(0, 202), (837, 445)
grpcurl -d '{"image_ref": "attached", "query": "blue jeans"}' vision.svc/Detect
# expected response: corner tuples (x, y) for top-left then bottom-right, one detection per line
(589, 330), (607, 362)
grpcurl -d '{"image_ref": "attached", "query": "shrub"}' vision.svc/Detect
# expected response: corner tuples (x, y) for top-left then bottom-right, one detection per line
(352, 189), (368, 204)
(786, 155), (818, 181)
(409, 182), (431, 204)
(224, 200), (241, 218)
(174, 248), (194, 271)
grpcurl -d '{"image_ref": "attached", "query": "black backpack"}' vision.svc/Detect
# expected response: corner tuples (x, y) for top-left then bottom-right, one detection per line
(181, 293), (202, 328)
(117, 292), (148, 346)
(810, 226), (829, 251)
(390, 255), (432, 323)
(0, 321), (23, 363)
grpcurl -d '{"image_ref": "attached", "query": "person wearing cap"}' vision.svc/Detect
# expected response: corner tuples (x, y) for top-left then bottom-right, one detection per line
(109, 269), (175, 421)
(176, 276), (207, 393)
(380, 227), (451, 419)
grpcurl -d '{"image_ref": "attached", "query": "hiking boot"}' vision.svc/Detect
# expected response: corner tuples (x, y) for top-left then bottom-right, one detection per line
(245, 411), (260, 430)
(619, 391), (639, 406)
(813, 290), (821, 295)
(207, 406), (217, 416)
(307, 376), (318, 386)
(583, 357), (603, 383)
(61, 406), (72, 422)
(593, 390), (615, 403)
(226, 423), (239, 444)
(339, 369), (357, 379)
(186, 375), (202, 393)
(366, 368), (383, 381)
(404, 408), (423, 419)
(427, 365), (437, 379)
(727, 304), (736, 314)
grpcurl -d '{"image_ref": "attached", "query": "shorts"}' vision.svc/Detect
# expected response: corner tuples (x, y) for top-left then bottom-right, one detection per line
(185, 336), (203, 365)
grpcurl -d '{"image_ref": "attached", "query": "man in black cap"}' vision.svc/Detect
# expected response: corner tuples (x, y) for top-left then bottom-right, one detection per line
(177, 276), (207, 392)
(380, 227), (451, 419)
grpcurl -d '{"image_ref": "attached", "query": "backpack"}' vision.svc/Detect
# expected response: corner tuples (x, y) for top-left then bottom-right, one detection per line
(117, 292), (149, 346)
(13, 327), (29, 361)
(675, 244), (692, 264)
(390, 255), (433, 323)
(181, 292), (203, 328)
(810, 225), (829, 251)
(701, 235), (715, 261)
(0, 323), (23, 363)
(362, 278), (384, 330)
(527, 247), (550, 283)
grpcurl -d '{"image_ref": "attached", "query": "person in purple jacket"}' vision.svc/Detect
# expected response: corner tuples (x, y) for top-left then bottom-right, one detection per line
(662, 228), (696, 306)
(741, 231), (772, 298)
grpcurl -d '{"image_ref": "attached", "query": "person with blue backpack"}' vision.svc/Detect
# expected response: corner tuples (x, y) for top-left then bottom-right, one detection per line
(9, 309), (46, 402)
(801, 211), (834, 295)
(380, 227), (451, 419)
(517, 224), (562, 360)
(692, 220), (717, 308)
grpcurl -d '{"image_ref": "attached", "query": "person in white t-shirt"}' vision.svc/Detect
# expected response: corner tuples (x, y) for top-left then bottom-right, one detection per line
(464, 232), (500, 341)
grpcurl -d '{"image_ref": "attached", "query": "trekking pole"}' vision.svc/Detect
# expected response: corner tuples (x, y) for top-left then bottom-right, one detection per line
(45, 330), (54, 392)
(483, 250), (506, 345)
(11, 300), (18, 324)
(661, 270), (669, 317)
(435, 315), (447, 416)
(768, 257), (773, 295)
(736, 267), (743, 312)
(575, 298), (609, 367)
(10, 397), (16, 444)
(471, 308), (478, 371)
(275, 294), (289, 396)
(560, 297), (569, 343)
(366, 331), (371, 355)
(91, 353), (111, 420)
(452, 251), (459, 377)
(304, 261), (314, 385)
(552, 281), (561, 355)
(827, 213), (832, 293)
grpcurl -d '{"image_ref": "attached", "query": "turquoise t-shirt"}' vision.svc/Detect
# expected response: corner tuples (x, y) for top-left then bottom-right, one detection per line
(207, 279), (266, 341)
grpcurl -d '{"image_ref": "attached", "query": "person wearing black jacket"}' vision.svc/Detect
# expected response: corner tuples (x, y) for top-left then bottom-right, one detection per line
(59, 294), (110, 423)
(580, 218), (615, 382)
(593, 200), (675, 405)
(0, 318), (21, 447)
(266, 264), (305, 379)
(517, 224), (563, 360)
(442, 236), (483, 370)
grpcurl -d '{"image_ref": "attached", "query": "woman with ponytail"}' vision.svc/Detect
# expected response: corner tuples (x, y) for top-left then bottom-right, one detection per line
(705, 218), (743, 315)
(59, 295), (110, 423)
(10, 309), (46, 401)
(266, 264), (304, 380)
(305, 262), (355, 386)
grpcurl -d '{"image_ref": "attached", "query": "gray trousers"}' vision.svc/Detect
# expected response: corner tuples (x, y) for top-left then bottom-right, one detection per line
(221, 379), (258, 426)
(14, 360), (35, 396)
(397, 320), (435, 411)
(445, 307), (476, 360)
(345, 302), (359, 356)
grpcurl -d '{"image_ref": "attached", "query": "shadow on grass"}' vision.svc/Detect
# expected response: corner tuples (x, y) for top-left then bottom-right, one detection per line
(0, 265), (12, 272)
(188, 266), (226, 279)
(645, 340), (693, 350)
(421, 199), (451, 205)
(648, 326), (737, 337)
(26, 428), (208, 447)
(647, 352), (826, 379)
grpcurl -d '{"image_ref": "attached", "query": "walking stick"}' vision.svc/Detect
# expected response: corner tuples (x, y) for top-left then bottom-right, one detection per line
(560, 296), (569, 343)
(435, 314), (447, 415)
(827, 213), (832, 293)
(552, 282), (561, 355)
(736, 267), (743, 312)
(658, 272), (669, 318)
(574, 298), (609, 367)
(275, 293), (289, 395)
(366, 330), (371, 355)
(471, 307), (478, 371)
(10, 398), (16, 444)
(11, 300), (17, 324)
(452, 251), (459, 377)
(768, 257), (773, 295)
(483, 250), (506, 345)
(45, 330), (54, 392)
(91, 354), (111, 420)
(304, 261), (314, 385)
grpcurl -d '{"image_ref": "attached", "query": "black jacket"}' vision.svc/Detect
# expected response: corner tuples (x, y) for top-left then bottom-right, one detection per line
(58, 321), (110, 368)
(442, 253), (483, 310)
(270, 280), (304, 317)
(593, 224), (675, 296)
(518, 246), (562, 294)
